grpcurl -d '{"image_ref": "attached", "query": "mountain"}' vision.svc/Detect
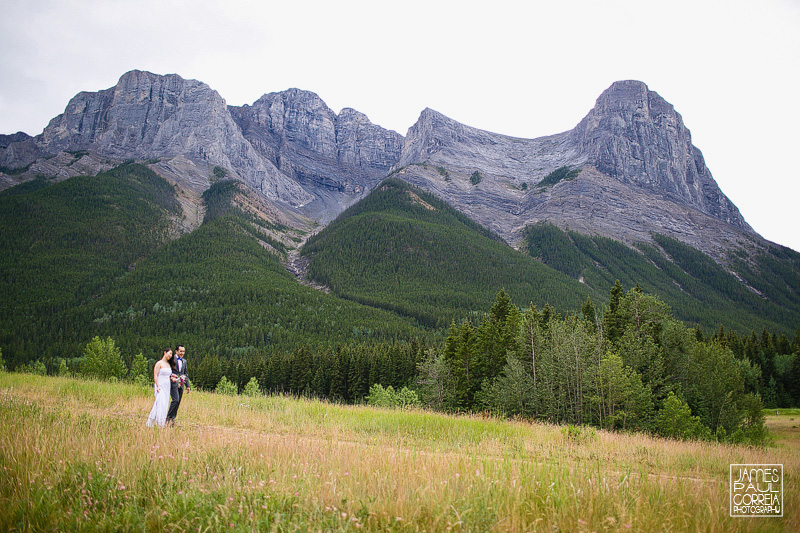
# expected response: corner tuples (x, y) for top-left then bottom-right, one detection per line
(393, 81), (755, 262)
(0, 70), (404, 224)
(229, 90), (404, 223)
(0, 72), (762, 264)
(1, 70), (798, 343)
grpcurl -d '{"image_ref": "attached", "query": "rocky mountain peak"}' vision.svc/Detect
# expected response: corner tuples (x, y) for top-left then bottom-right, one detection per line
(229, 89), (403, 221)
(245, 89), (338, 158)
(570, 80), (749, 230)
(36, 70), (312, 206)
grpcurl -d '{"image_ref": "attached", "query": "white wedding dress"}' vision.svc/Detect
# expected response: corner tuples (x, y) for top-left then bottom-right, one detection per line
(146, 367), (172, 427)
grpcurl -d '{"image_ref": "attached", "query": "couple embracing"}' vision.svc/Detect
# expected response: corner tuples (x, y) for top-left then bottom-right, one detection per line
(145, 345), (190, 428)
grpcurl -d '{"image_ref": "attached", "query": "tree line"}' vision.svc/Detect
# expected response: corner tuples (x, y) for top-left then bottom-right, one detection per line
(9, 282), (797, 445)
(415, 283), (794, 444)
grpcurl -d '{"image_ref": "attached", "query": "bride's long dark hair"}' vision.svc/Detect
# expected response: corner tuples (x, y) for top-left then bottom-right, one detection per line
(164, 349), (177, 371)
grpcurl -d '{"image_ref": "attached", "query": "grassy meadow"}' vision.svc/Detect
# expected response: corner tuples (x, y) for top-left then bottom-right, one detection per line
(1, 372), (797, 532)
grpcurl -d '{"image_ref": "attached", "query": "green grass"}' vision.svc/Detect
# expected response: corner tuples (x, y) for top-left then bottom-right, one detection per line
(2, 371), (797, 531)
(764, 408), (800, 416)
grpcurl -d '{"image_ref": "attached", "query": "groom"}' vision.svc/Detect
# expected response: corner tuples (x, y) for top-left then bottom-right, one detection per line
(166, 344), (190, 425)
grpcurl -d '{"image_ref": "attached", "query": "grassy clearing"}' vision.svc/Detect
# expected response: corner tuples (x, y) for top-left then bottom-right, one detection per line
(1, 373), (797, 531)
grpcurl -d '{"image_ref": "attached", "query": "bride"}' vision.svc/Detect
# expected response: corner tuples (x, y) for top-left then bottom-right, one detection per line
(146, 348), (177, 427)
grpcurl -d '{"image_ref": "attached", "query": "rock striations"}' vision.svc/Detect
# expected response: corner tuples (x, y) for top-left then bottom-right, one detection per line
(569, 81), (748, 229)
(0, 71), (767, 262)
(391, 81), (756, 259)
(35, 70), (311, 206)
(229, 89), (403, 222)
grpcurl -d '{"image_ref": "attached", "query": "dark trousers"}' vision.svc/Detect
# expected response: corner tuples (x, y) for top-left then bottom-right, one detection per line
(166, 385), (183, 422)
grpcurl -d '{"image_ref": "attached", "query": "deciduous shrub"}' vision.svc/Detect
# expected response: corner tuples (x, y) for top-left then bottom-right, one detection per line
(366, 384), (420, 409)
(215, 375), (238, 395)
(243, 377), (262, 397)
(82, 336), (128, 381)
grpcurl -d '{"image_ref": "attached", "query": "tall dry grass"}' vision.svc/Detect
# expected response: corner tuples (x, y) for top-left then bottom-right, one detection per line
(1, 372), (796, 531)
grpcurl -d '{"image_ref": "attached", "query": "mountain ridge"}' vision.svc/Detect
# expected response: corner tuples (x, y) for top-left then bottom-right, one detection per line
(0, 70), (779, 266)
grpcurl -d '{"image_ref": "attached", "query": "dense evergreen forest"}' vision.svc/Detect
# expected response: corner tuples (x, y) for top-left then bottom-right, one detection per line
(1, 164), (798, 437)
(302, 179), (595, 328)
(523, 222), (800, 334)
(0, 166), (430, 369)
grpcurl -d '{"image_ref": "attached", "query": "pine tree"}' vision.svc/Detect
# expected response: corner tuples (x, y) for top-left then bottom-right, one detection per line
(603, 280), (624, 344)
(581, 295), (597, 329)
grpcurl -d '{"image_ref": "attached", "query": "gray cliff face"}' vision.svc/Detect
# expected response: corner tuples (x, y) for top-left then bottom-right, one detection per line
(37, 70), (312, 206)
(569, 80), (749, 229)
(229, 89), (403, 222)
(393, 82), (756, 259)
(0, 132), (43, 169)
(399, 107), (583, 183)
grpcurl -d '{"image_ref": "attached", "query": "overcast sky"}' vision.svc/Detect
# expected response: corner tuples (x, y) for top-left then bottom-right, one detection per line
(2, 0), (798, 252)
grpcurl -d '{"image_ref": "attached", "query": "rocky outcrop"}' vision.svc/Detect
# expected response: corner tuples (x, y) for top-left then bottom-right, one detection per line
(229, 90), (403, 222)
(0, 132), (43, 169)
(37, 70), (312, 207)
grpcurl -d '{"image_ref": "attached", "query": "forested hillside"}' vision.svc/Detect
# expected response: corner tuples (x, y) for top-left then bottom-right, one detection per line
(523, 222), (800, 334)
(301, 179), (597, 328)
(0, 166), (428, 368)
(0, 164), (182, 366)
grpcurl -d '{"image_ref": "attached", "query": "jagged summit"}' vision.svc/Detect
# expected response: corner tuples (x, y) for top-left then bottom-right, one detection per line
(570, 80), (749, 230)
(391, 80), (755, 258)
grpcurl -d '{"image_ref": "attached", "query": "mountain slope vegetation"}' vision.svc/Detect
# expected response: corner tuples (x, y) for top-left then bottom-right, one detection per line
(522, 222), (800, 334)
(0, 166), (427, 367)
(301, 179), (597, 328)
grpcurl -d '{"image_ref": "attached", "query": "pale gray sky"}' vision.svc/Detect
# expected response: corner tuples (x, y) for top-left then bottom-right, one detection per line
(1, 0), (798, 252)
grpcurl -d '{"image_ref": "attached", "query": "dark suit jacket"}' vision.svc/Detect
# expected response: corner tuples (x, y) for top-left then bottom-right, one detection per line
(174, 357), (189, 389)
